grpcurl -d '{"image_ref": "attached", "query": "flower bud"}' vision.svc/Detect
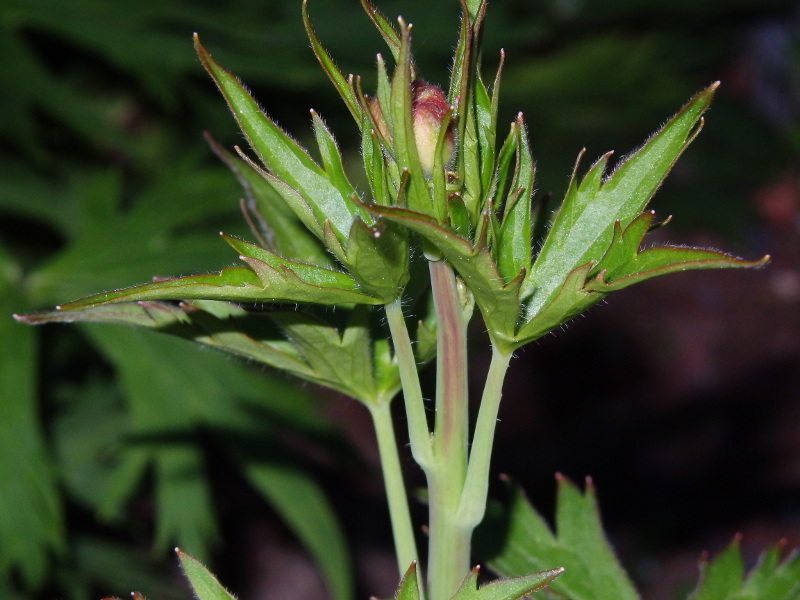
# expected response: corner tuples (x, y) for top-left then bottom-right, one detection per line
(411, 80), (454, 175)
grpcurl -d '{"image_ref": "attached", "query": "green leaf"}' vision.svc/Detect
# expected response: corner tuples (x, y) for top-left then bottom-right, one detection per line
(360, 0), (402, 63)
(311, 110), (359, 203)
(475, 476), (639, 600)
(270, 307), (386, 404)
(50, 245), (382, 311)
(236, 457), (354, 600)
(451, 567), (563, 600)
(396, 562), (423, 600)
(0, 269), (65, 589)
(690, 540), (745, 600)
(344, 217), (409, 302)
(745, 547), (800, 600)
(195, 34), (359, 241)
(178, 550), (237, 600)
(497, 114), (535, 283)
(689, 538), (800, 600)
(16, 301), (319, 383)
(389, 19), (431, 216)
(525, 83), (718, 318)
(303, 0), (364, 124)
(206, 134), (333, 267)
(84, 327), (221, 560)
(222, 233), (363, 292)
(362, 203), (522, 351)
(589, 212), (769, 291)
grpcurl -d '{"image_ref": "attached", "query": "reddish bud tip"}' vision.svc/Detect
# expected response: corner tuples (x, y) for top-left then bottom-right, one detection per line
(411, 80), (454, 175)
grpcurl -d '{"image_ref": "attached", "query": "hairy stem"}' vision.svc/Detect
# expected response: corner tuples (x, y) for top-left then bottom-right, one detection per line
(457, 344), (512, 526)
(426, 259), (470, 600)
(368, 399), (419, 577)
(385, 298), (433, 469)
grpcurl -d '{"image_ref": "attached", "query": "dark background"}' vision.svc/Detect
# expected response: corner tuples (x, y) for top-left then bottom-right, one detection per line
(1, 0), (798, 598)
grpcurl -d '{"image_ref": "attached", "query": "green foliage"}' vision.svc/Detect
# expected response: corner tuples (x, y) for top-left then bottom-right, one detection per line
(177, 551), (237, 600)
(690, 540), (800, 600)
(476, 477), (638, 600)
(477, 479), (800, 600)
(3, 0), (793, 598)
(451, 567), (563, 600)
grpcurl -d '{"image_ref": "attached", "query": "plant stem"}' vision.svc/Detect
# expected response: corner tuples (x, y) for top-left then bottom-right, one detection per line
(426, 259), (470, 600)
(368, 399), (419, 577)
(384, 298), (433, 469)
(457, 344), (512, 526)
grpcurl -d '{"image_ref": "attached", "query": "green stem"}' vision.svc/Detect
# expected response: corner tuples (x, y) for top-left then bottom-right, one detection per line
(385, 298), (433, 469)
(368, 399), (419, 577)
(426, 259), (470, 600)
(457, 344), (512, 526)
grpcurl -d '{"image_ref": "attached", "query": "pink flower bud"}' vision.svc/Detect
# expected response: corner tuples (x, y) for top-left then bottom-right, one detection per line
(411, 80), (454, 175)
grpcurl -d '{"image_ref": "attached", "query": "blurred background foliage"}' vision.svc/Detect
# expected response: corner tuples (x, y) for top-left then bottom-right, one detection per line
(1, 0), (798, 599)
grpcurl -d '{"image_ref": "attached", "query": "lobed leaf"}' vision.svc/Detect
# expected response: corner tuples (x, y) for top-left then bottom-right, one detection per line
(206, 134), (332, 267)
(689, 538), (800, 600)
(586, 212), (769, 292)
(195, 34), (361, 241)
(525, 83), (718, 319)
(270, 308), (387, 404)
(475, 476), (639, 600)
(50, 239), (383, 312)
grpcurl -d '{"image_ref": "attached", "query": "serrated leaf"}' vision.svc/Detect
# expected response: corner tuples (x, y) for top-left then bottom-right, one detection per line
(206, 134), (333, 267)
(395, 562), (423, 600)
(16, 301), (319, 383)
(451, 566), (563, 600)
(178, 550), (237, 600)
(525, 83), (718, 318)
(690, 540), (746, 600)
(223, 233), (363, 291)
(585, 213), (769, 292)
(475, 477), (639, 600)
(195, 34), (360, 241)
(270, 308), (384, 404)
(51, 246), (382, 311)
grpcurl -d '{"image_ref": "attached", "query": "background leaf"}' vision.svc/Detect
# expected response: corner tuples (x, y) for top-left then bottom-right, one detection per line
(475, 477), (639, 600)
